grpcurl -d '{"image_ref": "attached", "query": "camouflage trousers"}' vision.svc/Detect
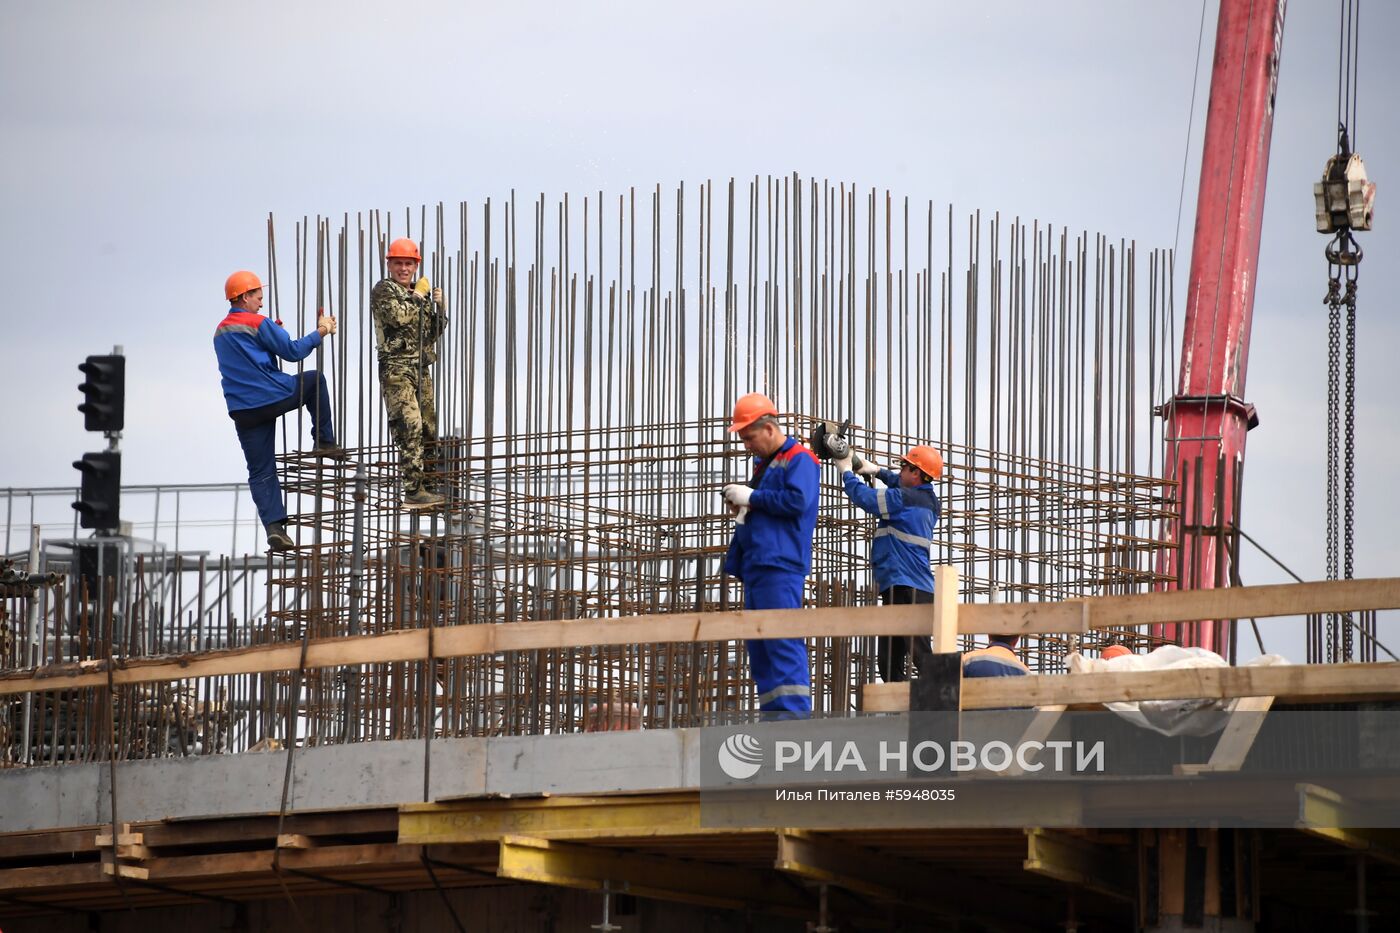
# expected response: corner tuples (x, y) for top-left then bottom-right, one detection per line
(380, 360), (438, 493)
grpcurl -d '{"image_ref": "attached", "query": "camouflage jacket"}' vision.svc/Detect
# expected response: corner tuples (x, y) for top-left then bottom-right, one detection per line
(371, 278), (446, 366)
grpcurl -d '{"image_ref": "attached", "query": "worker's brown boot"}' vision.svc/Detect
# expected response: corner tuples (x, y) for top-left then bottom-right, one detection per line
(266, 521), (294, 551)
(404, 488), (446, 510)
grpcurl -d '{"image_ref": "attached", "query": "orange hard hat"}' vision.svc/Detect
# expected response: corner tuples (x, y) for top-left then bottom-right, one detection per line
(224, 270), (265, 302)
(387, 238), (422, 263)
(902, 445), (944, 481)
(728, 393), (779, 432)
(1102, 644), (1132, 660)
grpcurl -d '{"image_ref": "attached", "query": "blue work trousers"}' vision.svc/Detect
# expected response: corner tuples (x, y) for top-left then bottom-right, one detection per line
(742, 570), (812, 717)
(229, 370), (336, 527)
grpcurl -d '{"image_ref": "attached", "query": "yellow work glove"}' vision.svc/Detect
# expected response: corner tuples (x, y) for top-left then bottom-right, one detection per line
(414, 276), (431, 298)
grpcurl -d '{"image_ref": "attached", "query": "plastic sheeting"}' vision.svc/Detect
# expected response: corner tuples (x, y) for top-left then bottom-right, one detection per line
(1064, 645), (1289, 736)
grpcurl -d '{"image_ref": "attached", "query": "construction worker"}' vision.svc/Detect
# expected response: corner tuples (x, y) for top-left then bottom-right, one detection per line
(371, 238), (447, 509)
(721, 393), (820, 717)
(831, 445), (943, 682)
(962, 634), (1031, 678)
(214, 270), (344, 552)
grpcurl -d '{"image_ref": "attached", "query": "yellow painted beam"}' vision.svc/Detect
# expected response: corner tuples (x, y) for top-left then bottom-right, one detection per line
(775, 831), (1054, 933)
(496, 835), (813, 915)
(401, 793), (710, 845)
(775, 830), (913, 901)
(1295, 783), (1400, 867)
(1023, 828), (1134, 902)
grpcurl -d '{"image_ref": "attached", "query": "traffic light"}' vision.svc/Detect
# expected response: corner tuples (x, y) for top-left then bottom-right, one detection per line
(78, 354), (125, 433)
(72, 451), (121, 530)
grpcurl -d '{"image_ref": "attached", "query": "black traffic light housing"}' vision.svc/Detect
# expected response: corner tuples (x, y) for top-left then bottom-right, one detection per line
(72, 451), (121, 531)
(78, 354), (125, 433)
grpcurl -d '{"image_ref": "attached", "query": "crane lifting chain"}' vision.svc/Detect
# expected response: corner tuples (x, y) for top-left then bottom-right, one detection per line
(1315, 0), (1372, 661)
(1321, 242), (1358, 659)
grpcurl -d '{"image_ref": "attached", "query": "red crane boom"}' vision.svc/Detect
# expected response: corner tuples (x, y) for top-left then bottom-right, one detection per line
(1161, 0), (1288, 652)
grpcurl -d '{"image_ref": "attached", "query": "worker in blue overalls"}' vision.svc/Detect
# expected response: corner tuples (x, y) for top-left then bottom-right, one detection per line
(722, 393), (819, 717)
(214, 270), (346, 552)
(832, 444), (944, 682)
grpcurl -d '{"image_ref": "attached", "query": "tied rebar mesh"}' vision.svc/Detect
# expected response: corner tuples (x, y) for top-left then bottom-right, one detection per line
(4, 176), (1178, 763)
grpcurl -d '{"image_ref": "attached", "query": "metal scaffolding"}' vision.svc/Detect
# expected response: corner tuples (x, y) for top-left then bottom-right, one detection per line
(3, 175), (1184, 764)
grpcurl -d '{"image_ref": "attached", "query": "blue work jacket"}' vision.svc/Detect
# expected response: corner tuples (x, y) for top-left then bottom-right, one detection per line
(724, 437), (820, 581)
(213, 309), (322, 412)
(842, 468), (939, 592)
(962, 644), (1030, 678)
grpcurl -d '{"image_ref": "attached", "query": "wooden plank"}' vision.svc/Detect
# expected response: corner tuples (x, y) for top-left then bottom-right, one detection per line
(2, 578), (1396, 696)
(276, 833), (317, 849)
(1084, 578), (1400, 629)
(999, 706), (1068, 778)
(94, 831), (142, 847)
(865, 662), (1400, 711)
(931, 565), (960, 652)
(138, 809), (400, 848)
(0, 827), (104, 860)
(131, 843), (417, 882)
(101, 861), (149, 880)
(1175, 696), (1275, 775)
(0, 861), (106, 891)
(960, 601), (1091, 637)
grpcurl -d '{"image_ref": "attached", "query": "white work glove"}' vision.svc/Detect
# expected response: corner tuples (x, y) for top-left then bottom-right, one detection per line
(317, 314), (337, 336)
(856, 456), (882, 476)
(723, 484), (753, 508)
(432, 286), (443, 306)
(833, 454), (854, 475)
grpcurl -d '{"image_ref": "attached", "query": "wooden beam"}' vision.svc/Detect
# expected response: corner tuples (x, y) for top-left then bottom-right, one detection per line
(496, 834), (815, 916)
(5, 578), (1393, 695)
(0, 828), (105, 859)
(1024, 828), (1134, 902)
(1295, 783), (1400, 867)
(998, 706), (1068, 778)
(121, 843), (419, 882)
(135, 809), (400, 848)
(1175, 695), (1274, 775)
(864, 662), (1400, 711)
(93, 829), (142, 848)
(101, 861), (149, 880)
(276, 833), (318, 849)
(1081, 578), (1400, 629)
(932, 565), (960, 652)
(0, 861), (107, 891)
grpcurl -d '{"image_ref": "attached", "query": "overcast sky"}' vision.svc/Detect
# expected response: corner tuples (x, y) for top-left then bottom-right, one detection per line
(2, 1), (1396, 655)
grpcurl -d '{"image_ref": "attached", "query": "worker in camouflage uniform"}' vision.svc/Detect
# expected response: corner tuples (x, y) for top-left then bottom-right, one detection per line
(372, 238), (447, 509)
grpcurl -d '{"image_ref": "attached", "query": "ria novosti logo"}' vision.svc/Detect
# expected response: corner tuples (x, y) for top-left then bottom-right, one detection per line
(717, 733), (764, 779)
